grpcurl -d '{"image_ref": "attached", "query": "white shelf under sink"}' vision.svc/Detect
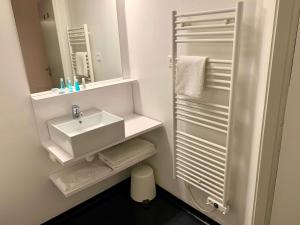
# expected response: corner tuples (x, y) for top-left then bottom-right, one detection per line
(50, 138), (157, 197)
(43, 113), (162, 165)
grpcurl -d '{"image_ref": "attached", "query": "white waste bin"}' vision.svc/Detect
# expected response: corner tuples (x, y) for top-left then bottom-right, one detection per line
(130, 164), (156, 203)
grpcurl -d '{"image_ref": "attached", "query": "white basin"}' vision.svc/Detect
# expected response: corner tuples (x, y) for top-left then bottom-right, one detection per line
(48, 109), (125, 158)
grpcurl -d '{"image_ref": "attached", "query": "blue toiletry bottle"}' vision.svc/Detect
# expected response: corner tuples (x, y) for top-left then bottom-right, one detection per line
(59, 78), (65, 94)
(67, 78), (73, 93)
(74, 78), (81, 92)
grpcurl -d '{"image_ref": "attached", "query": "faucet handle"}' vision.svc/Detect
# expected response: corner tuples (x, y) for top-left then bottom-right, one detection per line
(72, 104), (80, 112)
(72, 104), (81, 119)
(72, 104), (80, 109)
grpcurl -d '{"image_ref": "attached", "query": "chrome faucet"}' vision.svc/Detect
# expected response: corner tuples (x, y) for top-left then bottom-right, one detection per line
(72, 105), (82, 119)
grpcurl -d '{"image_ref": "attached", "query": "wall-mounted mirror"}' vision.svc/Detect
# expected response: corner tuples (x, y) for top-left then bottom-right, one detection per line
(11, 0), (125, 93)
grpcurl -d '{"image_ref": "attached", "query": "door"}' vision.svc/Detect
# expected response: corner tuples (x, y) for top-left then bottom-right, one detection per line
(38, 0), (64, 88)
(11, 0), (53, 93)
(270, 21), (300, 225)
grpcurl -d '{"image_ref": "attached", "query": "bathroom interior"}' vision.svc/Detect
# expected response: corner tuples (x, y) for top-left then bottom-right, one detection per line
(1, 0), (300, 224)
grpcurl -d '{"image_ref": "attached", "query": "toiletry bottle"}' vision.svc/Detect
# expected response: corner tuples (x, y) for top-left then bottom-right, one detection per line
(74, 78), (81, 92)
(67, 78), (73, 93)
(59, 78), (65, 94)
(82, 78), (86, 89)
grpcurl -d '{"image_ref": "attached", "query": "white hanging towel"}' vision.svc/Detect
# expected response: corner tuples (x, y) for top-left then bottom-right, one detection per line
(175, 56), (208, 98)
(75, 52), (88, 77)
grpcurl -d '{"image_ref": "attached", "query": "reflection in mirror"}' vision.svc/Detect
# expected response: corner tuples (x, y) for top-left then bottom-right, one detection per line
(11, 0), (123, 93)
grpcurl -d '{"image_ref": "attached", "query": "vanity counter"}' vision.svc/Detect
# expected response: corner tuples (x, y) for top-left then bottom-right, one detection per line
(44, 113), (162, 165)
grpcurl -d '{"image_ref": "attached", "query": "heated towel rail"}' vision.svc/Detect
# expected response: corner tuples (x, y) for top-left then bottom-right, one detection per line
(172, 2), (243, 214)
(67, 24), (95, 82)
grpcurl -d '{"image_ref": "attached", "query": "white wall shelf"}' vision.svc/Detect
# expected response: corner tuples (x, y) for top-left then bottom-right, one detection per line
(31, 78), (137, 101)
(50, 138), (156, 197)
(44, 113), (162, 166)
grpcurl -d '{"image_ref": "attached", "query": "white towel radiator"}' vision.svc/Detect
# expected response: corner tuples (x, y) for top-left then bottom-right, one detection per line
(172, 2), (243, 214)
(67, 24), (95, 82)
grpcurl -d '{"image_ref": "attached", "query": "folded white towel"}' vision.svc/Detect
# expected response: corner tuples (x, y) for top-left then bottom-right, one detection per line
(75, 52), (88, 77)
(98, 138), (155, 169)
(175, 56), (207, 98)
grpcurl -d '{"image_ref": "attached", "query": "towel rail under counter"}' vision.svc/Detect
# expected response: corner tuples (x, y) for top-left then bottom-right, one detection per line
(172, 2), (243, 214)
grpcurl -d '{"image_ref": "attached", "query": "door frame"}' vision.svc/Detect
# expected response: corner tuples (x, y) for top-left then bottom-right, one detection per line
(252, 0), (300, 224)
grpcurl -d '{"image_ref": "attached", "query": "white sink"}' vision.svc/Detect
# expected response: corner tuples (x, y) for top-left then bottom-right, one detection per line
(48, 109), (125, 158)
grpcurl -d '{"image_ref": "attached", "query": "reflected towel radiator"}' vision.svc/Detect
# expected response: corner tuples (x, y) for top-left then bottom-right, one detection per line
(67, 24), (95, 82)
(172, 2), (243, 214)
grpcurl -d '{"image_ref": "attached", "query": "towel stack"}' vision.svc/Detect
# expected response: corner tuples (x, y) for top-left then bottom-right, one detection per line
(98, 138), (156, 169)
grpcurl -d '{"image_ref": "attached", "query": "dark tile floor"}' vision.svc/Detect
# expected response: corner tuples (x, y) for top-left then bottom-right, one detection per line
(43, 179), (219, 225)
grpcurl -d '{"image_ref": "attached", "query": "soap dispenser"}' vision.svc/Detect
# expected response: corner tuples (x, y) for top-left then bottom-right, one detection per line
(59, 78), (65, 94)
(74, 78), (81, 92)
(67, 77), (73, 93)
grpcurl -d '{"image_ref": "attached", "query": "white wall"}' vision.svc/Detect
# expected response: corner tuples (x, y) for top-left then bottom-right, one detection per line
(125, 0), (277, 225)
(0, 1), (132, 224)
(270, 20), (300, 225)
(67, 0), (123, 81)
